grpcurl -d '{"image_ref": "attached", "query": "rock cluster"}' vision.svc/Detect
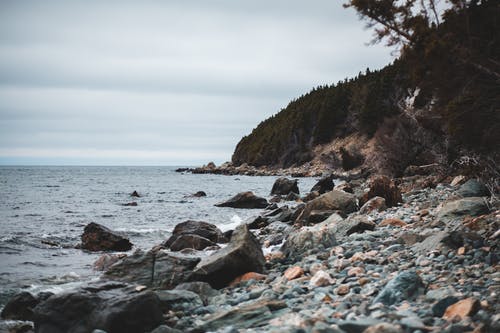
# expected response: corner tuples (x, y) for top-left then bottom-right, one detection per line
(4, 173), (498, 333)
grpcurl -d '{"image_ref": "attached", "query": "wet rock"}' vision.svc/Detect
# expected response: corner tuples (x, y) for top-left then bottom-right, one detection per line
(1, 292), (41, 321)
(296, 190), (358, 224)
(311, 175), (335, 194)
(33, 281), (162, 333)
(285, 192), (301, 201)
(122, 202), (138, 206)
(437, 197), (489, 222)
(361, 176), (402, 208)
(103, 249), (200, 289)
(303, 191), (321, 202)
(155, 289), (203, 312)
(131, 190), (140, 197)
(215, 191), (268, 209)
(198, 299), (287, 331)
(193, 224), (265, 289)
(164, 220), (227, 250)
(150, 325), (182, 333)
(457, 179), (490, 197)
(443, 298), (481, 320)
(80, 222), (133, 252)
(335, 182), (354, 194)
(192, 191), (207, 197)
(271, 177), (300, 195)
(174, 282), (219, 306)
(281, 220), (337, 259)
(372, 271), (424, 305)
(359, 196), (387, 214)
(169, 234), (216, 251)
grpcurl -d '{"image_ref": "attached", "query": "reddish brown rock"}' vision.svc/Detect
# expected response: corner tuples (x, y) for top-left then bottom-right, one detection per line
(380, 218), (407, 227)
(443, 298), (480, 320)
(229, 272), (267, 286)
(336, 284), (350, 295)
(284, 266), (304, 280)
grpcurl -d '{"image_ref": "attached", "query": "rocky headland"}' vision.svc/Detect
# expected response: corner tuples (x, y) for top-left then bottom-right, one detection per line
(2, 172), (499, 333)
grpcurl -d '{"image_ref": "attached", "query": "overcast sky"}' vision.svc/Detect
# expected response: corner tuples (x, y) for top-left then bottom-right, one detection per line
(0, 0), (393, 166)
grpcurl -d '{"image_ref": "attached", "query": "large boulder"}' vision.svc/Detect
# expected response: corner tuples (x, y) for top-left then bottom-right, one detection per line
(215, 191), (268, 209)
(33, 281), (162, 333)
(80, 222), (133, 252)
(103, 249), (200, 289)
(296, 190), (358, 224)
(163, 220), (227, 251)
(437, 197), (489, 223)
(193, 224), (265, 289)
(271, 177), (299, 195)
(281, 217), (340, 259)
(310, 175), (335, 194)
(372, 271), (424, 305)
(361, 176), (402, 208)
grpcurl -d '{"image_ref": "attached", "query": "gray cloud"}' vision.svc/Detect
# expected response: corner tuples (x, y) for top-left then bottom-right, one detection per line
(0, 0), (393, 165)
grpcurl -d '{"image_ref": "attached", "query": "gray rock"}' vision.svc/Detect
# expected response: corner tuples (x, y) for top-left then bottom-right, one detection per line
(281, 220), (338, 259)
(150, 325), (183, 333)
(296, 190), (358, 224)
(174, 281), (219, 305)
(1, 291), (40, 321)
(154, 289), (203, 312)
(432, 296), (460, 317)
(457, 179), (490, 197)
(199, 299), (287, 331)
(259, 221), (293, 246)
(215, 191), (269, 209)
(271, 177), (300, 195)
(33, 281), (162, 333)
(103, 249), (200, 289)
(338, 318), (382, 333)
(437, 197), (489, 223)
(169, 234), (216, 252)
(332, 215), (376, 240)
(193, 224), (265, 289)
(372, 271), (424, 305)
(163, 220), (226, 250)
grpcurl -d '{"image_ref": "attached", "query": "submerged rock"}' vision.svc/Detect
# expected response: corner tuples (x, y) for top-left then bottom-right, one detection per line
(192, 191), (207, 197)
(80, 222), (133, 252)
(33, 281), (162, 333)
(193, 224), (265, 289)
(215, 191), (269, 209)
(271, 177), (299, 195)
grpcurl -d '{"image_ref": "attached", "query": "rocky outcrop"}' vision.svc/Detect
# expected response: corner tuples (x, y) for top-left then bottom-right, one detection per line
(80, 222), (133, 252)
(33, 281), (162, 333)
(193, 224), (265, 289)
(215, 191), (269, 209)
(270, 177), (299, 195)
(103, 249), (200, 289)
(163, 220), (227, 251)
(437, 197), (489, 223)
(361, 176), (402, 208)
(296, 190), (358, 224)
(457, 179), (490, 197)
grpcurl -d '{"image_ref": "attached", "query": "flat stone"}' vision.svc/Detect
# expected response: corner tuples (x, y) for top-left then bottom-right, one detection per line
(284, 266), (304, 280)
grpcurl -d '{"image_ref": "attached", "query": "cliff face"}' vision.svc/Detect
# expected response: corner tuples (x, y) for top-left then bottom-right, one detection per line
(232, 1), (499, 177)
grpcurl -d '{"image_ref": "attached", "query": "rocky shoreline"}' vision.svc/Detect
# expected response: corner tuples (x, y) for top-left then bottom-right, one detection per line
(1, 173), (499, 333)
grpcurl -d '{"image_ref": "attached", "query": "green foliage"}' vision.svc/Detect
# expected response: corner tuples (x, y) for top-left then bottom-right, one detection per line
(232, 63), (409, 167)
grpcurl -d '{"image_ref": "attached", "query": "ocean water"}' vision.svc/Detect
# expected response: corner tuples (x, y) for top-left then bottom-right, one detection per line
(0, 166), (317, 307)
